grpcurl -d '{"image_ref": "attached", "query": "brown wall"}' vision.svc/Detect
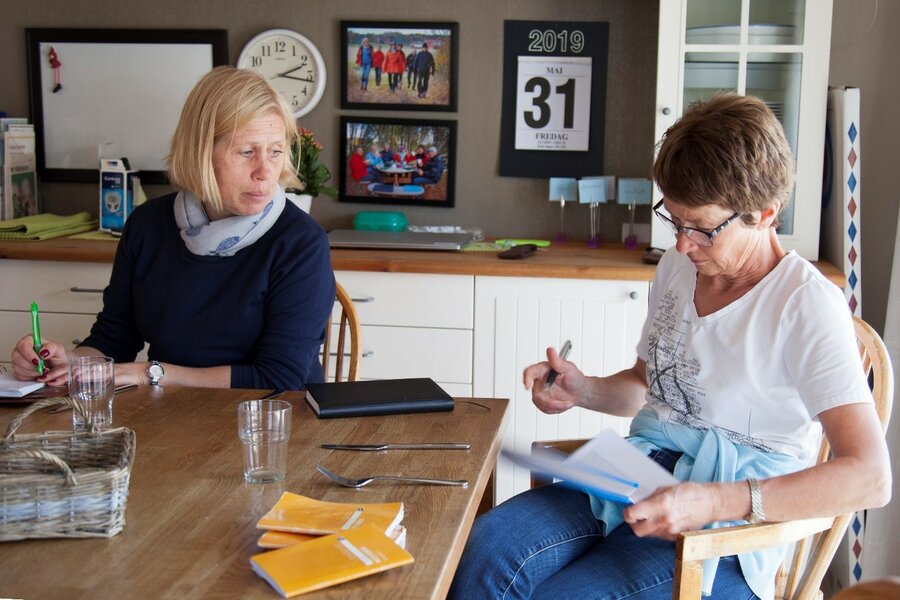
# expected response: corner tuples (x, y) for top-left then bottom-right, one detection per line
(0, 0), (659, 243)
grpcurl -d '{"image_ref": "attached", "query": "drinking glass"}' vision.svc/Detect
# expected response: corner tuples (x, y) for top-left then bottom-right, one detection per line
(68, 356), (115, 430)
(237, 399), (292, 484)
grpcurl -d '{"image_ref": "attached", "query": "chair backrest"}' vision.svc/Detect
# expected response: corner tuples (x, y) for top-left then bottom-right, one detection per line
(779, 315), (893, 599)
(321, 282), (362, 382)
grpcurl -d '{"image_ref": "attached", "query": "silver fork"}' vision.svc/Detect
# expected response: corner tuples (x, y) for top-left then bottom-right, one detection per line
(316, 464), (468, 488)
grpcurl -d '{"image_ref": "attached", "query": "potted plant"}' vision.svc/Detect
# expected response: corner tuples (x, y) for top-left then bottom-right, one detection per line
(286, 128), (337, 213)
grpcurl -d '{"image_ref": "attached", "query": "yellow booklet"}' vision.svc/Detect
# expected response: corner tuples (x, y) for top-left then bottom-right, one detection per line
(250, 523), (414, 598)
(259, 524), (408, 550)
(256, 492), (404, 536)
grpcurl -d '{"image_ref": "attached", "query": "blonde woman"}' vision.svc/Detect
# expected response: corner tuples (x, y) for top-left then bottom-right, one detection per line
(12, 66), (335, 390)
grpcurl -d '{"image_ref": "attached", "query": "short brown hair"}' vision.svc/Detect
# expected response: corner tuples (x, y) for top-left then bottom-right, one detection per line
(166, 66), (300, 211)
(652, 93), (794, 227)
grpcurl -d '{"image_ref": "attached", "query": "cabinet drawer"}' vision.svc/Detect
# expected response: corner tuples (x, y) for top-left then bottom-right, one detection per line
(335, 271), (473, 329)
(358, 325), (472, 383)
(0, 260), (111, 313)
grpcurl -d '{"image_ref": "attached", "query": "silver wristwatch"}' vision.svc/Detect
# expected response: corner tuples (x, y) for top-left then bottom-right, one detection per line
(147, 361), (165, 386)
(746, 478), (766, 524)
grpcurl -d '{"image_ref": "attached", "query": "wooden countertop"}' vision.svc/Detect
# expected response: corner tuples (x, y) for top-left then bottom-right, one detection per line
(0, 237), (846, 285)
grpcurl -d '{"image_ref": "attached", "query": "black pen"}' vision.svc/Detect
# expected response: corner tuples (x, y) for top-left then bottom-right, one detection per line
(545, 340), (572, 389)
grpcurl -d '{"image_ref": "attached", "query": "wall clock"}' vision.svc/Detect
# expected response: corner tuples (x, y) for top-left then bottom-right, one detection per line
(237, 29), (327, 118)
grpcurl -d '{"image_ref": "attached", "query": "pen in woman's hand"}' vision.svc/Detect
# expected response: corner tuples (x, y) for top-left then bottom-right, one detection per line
(545, 340), (572, 389)
(30, 302), (44, 374)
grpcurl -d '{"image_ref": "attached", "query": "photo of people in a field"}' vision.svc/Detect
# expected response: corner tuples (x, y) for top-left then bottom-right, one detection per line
(340, 117), (455, 207)
(343, 23), (456, 109)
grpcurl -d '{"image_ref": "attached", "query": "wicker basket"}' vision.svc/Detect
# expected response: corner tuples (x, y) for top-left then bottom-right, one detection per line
(0, 396), (136, 541)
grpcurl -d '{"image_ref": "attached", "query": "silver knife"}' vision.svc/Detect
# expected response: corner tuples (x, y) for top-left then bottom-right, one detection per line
(321, 442), (471, 451)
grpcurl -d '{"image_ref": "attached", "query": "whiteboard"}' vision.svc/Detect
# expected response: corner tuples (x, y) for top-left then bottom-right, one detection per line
(27, 29), (228, 184)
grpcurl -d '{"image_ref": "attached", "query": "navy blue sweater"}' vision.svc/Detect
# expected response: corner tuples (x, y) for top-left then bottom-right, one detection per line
(81, 194), (335, 390)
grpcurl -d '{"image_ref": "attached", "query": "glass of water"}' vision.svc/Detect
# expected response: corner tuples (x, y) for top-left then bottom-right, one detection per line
(68, 356), (115, 430)
(237, 399), (292, 484)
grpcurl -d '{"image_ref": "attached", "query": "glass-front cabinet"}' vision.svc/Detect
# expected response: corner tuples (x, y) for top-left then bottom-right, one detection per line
(652, 0), (833, 260)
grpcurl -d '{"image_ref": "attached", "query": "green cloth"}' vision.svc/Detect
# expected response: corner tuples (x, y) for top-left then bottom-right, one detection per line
(0, 212), (97, 241)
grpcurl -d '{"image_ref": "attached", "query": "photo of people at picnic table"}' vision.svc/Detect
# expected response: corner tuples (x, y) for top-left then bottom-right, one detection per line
(340, 117), (455, 207)
(342, 22), (457, 110)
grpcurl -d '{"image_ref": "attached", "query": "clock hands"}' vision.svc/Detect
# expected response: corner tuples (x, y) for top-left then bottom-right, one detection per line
(272, 60), (309, 79)
(275, 73), (316, 83)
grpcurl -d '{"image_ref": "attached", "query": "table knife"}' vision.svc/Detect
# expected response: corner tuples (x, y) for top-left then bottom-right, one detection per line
(320, 442), (471, 451)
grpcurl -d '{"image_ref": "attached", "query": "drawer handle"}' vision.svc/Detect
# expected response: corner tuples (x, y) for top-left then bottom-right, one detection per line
(70, 287), (104, 294)
(350, 295), (374, 303)
(629, 291), (640, 300)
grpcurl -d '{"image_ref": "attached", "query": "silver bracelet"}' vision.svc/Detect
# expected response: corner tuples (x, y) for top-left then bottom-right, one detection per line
(746, 478), (766, 524)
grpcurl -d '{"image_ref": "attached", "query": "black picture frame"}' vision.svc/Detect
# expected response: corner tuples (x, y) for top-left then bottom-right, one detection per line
(340, 21), (458, 112)
(339, 115), (456, 208)
(26, 28), (228, 184)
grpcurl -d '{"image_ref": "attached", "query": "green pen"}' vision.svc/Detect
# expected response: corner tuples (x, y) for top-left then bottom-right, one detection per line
(30, 302), (44, 374)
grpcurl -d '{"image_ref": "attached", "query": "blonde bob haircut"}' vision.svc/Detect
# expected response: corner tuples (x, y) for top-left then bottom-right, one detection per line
(652, 93), (795, 227)
(166, 66), (301, 212)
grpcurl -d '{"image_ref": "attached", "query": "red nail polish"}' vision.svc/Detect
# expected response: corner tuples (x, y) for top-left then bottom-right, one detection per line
(32, 358), (39, 365)
(40, 349), (50, 358)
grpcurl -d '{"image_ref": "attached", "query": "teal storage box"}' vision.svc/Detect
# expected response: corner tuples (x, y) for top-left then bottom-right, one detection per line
(353, 211), (408, 232)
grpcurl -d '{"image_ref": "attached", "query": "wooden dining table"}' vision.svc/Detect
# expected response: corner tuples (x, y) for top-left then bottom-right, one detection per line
(0, 386), (508, 599)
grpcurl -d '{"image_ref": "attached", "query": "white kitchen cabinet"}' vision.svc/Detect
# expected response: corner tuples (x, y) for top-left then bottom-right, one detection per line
(653, 0), (832, 260)
(334, 271), (475, 396)
(473, 276), (649, 504)
(0, 259), (113, 368)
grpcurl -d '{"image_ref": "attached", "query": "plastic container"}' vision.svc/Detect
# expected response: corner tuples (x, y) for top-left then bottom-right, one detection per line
(353, 211), (409, 232)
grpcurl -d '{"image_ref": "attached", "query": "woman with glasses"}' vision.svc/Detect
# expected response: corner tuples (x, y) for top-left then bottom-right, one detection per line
(449, 94), (890, 600)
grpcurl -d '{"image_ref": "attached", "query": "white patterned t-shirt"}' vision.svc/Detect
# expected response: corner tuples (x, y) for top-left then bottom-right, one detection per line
(637, 249), (871, 463)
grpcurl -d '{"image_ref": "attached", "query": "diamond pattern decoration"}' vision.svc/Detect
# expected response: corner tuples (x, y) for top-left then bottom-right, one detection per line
(849, 271), (858, 290)
(850, 295), (858, 314)
(849, 246), (858, 265)
(848, 221), (857, 242)
(849, 197), (857, 218)
(848, 122), (858, 143)
(848, 172), (857, 193)
(848, 148), (857, 168)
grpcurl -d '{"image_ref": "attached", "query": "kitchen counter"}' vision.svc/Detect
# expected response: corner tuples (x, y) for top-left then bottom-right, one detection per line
(0, 238), (845, 285)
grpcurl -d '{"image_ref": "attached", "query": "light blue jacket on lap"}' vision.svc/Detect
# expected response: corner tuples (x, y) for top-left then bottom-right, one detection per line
(589, 408), (808, 599)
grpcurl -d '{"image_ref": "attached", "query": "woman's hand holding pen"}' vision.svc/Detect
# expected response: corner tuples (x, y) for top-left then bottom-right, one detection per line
(11, 335), (69, 385)
(523, 345), (587, 415)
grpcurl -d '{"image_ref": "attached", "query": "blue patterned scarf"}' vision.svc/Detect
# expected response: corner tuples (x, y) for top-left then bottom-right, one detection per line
(173, 186), (285, 257)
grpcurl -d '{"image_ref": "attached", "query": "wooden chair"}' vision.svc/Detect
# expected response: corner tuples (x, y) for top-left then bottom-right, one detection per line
(531, 316), (893, 600)
(321, 282), (362, 382)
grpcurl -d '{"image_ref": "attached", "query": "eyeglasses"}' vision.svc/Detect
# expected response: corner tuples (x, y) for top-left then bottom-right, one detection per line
(652, 200), (742, 247)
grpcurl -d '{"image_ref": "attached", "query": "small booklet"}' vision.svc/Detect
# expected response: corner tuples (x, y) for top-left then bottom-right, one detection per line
(257, 492), (404, 537)
(250, 523), (414, 598)
(305, 377), (454, 418)
(258, 524), (407, 550)
(502, 429), (679, 505)
(0, 371), (45, 398)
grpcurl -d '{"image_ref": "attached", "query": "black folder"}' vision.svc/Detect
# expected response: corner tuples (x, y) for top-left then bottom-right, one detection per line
(305, 378), (455, 419)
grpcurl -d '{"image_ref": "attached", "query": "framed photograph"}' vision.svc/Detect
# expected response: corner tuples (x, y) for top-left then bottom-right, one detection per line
(340, 21), (458, 112)
(339, 115), (456, 208)
(26, 28), (228, 184)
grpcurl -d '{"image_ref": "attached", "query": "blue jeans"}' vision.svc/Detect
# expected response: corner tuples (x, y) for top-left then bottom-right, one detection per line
(360, 64), (371, 87)
(448, 450), (758, 599)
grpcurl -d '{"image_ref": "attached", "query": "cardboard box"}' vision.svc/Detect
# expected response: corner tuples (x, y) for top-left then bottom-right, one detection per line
(99, 158), (137, 232)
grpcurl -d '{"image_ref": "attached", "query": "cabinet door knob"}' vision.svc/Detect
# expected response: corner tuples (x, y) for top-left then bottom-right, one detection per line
(662, 107), (671, 116)
(629, 291), (640, 300)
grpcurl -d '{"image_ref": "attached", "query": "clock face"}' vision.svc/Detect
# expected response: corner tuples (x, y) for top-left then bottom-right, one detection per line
(237, 29), (327, 118)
